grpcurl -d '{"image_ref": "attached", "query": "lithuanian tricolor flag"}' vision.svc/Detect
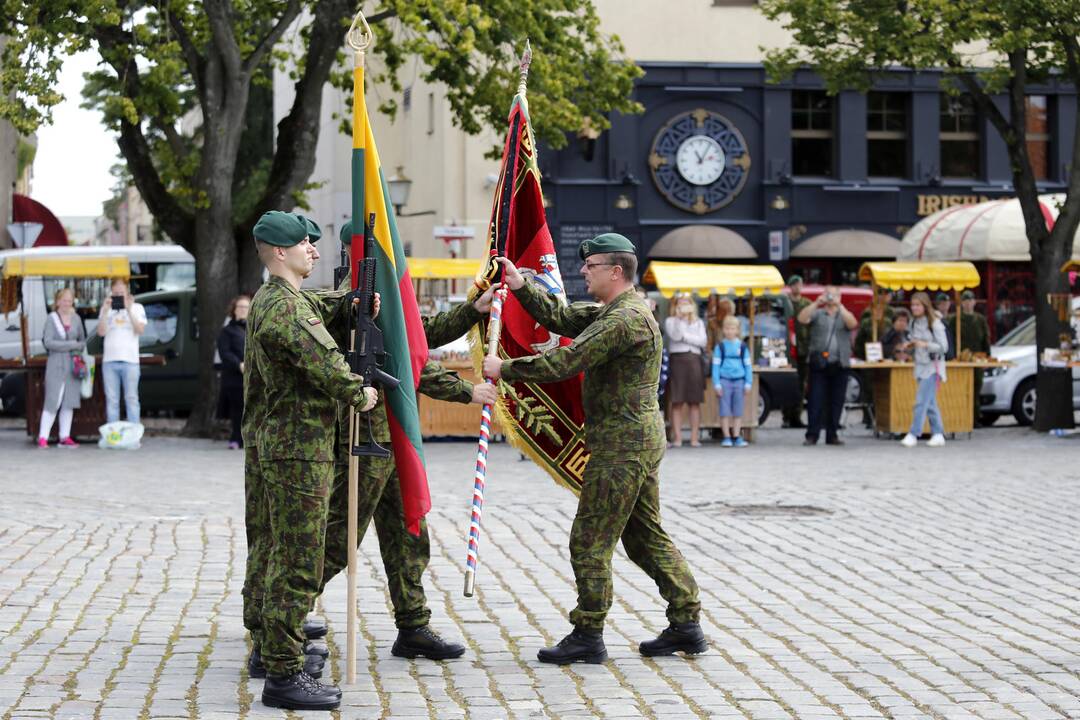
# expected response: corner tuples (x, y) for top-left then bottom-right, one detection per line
(351, 52), (430, 535)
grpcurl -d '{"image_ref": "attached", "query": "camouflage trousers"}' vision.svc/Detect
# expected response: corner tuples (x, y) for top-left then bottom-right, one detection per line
(568, 448), (701, 633)
(247, 457), (333, 677)
(241, 448), (267, 636)
(319, 456), (431, 630)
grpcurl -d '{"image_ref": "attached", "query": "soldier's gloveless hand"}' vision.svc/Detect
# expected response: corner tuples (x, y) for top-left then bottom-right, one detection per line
(360, 386), (378, 412)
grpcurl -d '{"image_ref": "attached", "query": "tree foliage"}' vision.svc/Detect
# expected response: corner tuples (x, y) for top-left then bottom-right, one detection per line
(760, 0), (1080, 429)
(0, 0), (640, 434)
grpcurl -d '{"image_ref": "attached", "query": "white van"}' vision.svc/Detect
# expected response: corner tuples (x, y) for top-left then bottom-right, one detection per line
(0, 245), (194, 360)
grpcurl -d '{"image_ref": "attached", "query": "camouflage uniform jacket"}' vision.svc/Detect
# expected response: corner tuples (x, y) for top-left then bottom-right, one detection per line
(244, 276), (372, 462)
(500, 282), (666, 456)
(945, 311), (991, 355)
(328, 295), (483, 447)
(791, 296), (812, 361)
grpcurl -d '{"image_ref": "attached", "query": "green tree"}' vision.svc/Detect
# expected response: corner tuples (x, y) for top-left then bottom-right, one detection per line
(0, 1), (641, 434)
(760, 0), (1080, 430)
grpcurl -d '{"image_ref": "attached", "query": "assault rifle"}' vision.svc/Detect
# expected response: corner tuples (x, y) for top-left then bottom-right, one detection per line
(345, 212), (400, 457)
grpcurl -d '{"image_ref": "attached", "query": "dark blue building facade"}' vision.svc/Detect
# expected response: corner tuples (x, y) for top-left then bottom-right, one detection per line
(542, 62), (1075, 299)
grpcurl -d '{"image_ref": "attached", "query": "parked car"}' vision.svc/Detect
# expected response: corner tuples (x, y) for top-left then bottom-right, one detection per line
(980, 297), (1080, 425)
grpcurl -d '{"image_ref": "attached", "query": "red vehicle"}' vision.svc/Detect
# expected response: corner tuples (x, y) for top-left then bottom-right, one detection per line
(792, 285), (875, 319)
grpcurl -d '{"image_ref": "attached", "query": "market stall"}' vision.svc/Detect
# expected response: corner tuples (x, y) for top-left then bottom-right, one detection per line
(0, 254), (156, 440)
(642, 261), (795, 442)
(1045, 259), (1080, 369)
(855, 261), (1006, 436)
(404, 257), (497, 437)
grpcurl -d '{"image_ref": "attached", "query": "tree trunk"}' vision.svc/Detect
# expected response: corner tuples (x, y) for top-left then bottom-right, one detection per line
(1032, 228), (1075, 431)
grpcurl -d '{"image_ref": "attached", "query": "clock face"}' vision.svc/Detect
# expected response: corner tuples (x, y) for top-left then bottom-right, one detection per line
(649, 108), (751, 214)
(676, 136), (725, 185)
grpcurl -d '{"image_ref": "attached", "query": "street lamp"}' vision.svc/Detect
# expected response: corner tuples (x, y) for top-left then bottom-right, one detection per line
(387, 166), (435, 217)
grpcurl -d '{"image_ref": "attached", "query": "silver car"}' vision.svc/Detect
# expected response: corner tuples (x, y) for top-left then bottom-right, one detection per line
(981, 300), (1080, 425)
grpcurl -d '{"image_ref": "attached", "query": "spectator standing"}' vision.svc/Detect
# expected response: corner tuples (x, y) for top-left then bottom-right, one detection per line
(882, 308), (913, 361)
(935, 292), (955, 359)
(97, 278), (147, 425)
(797, 286), (858, 446)
(782, 275), (810, 428)
(711, 315), (752, 447)
(664, 294), (707, 447)
(38, 287), (87, 448)
(946, 289), (991, 424)
(217, 295), (251, 449)
(901, 292), (949, 447)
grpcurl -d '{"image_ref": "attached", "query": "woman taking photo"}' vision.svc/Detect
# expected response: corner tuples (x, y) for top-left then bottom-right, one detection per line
(216, 294), (250, 449)
(38, 287), (87, 448)
(900, 291), (948, 448)
(664, 294), (707, 447)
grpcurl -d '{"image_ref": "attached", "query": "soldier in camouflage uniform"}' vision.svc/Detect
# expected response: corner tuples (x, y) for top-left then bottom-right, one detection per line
(314, 222), (499, 660)
(783, 275), (811, 428)
(947, 289), (991, 424)
(483, 233), (705, 665)
(242, 211), (378, 712)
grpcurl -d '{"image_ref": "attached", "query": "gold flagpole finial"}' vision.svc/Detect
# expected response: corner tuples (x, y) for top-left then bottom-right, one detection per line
(346, 9), (375, 62)
(517, 39), (532, 97)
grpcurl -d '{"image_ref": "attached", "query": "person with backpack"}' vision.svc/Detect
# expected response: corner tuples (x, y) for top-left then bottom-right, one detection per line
(711, 315), (752, 447)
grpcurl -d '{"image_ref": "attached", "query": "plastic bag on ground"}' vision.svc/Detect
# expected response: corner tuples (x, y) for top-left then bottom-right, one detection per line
(98, 421), (144, 450)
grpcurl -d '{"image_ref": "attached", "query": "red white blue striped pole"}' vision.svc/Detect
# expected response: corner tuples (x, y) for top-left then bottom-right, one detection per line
(464, 286), (507, 597)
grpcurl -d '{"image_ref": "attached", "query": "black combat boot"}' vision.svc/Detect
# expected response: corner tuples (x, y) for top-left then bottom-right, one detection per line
(638, 622), (708, 657)
(248, 647), (325, 679)
(303, 616), (328, 640)
(261, 670), (341, 711)
(391, 625), (466, 660)
(537, 629), (607, 665)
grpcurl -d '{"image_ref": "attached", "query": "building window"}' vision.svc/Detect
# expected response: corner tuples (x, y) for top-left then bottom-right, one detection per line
(1026, 95), (1050, 181)
(940, 94), (980, 179)
(792, 90), (834, 177)
(867, 92), (908, 178)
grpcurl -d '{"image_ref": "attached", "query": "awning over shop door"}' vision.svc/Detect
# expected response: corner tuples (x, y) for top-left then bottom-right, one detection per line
(648, 225), (757, 260)
(900, 193), (1080, 262)
(791, 230), (901, 258)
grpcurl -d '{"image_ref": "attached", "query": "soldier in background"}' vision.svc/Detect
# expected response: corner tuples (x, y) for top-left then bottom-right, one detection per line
(947, 289), (991, 424)
(782, 275), (810, 428)
(243, 211), (378, 712)
(483, 233), (705, 666)
(314, 221), (500, 661)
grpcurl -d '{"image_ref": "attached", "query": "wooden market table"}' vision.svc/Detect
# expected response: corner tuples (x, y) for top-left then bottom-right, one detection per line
(419, 357), (498, 438)
(695, 368), (795, 442)
(2, 354), (165, 441)
(855, 359), (1008, 437)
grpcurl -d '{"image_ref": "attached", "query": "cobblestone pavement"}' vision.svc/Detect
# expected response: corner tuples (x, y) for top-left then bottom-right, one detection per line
(1, 423), (1079, 719)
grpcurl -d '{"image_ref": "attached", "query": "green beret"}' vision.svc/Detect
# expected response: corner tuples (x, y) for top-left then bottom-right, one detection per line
(339, 220), (353, 246)
(579, 232), (635, 260)
(253, 210), (321, 247)
(934, 291), (950, 303)
(960, 289), (976, 300)
(786, 274), (803, 286)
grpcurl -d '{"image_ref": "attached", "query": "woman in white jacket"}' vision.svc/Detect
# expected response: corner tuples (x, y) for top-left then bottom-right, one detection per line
(664, 294), (708, 447)
(900, 291), (949, 448)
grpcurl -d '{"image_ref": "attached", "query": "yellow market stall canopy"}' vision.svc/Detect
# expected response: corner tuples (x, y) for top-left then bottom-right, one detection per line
(857, 261), (980, 291)
(406, 257), (480, 280)
(1, 255), (130, 279)
(642, 261), (785, 297)
(1062, 259), (1080, 274)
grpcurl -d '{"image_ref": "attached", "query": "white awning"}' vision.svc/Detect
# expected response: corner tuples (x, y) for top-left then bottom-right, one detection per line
(791, 230), (901, 258)
(900, 194), (1080, 262)
(648, 225), (757, 260)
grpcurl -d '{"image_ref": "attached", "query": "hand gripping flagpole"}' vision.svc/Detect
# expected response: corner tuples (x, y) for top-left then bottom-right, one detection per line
(345, 8), (373, 687)
(464, 284), (508, 597)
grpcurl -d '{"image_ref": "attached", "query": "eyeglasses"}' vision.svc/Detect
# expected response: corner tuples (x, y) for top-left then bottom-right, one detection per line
(583, 261), (616, 270)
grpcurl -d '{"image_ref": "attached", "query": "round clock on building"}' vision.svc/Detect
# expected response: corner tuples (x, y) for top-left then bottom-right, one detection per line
(649, 108), (751, 214)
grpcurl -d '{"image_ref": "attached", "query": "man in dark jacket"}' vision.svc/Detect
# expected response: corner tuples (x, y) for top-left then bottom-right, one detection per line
(216, 295), (251, 448)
